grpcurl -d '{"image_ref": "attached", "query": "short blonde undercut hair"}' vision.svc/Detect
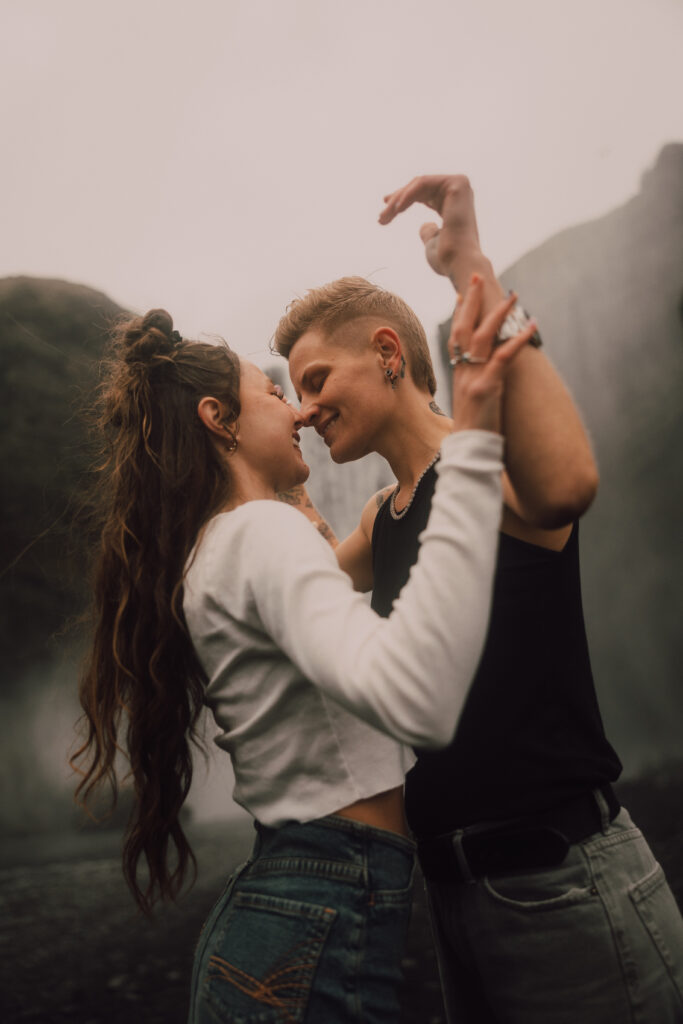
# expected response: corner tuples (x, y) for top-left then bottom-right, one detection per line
(273, 276), (437, 396)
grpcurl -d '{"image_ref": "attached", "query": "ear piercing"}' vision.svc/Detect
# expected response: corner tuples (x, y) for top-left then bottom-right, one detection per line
(384, 363), (401, 390)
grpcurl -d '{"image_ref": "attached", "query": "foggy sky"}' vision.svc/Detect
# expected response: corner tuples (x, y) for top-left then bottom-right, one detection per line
(3, 0), (682, 397)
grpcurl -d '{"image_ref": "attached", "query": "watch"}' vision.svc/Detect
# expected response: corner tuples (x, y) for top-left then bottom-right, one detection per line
(495, 302), (542, 348)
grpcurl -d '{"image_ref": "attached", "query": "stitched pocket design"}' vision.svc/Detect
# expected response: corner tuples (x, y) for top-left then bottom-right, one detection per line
(201, 890), (337, 1023)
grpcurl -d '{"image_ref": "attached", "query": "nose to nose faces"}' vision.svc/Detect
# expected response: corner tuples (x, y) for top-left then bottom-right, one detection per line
(298, 398), (319, 427)
(291, 406), (303, 430)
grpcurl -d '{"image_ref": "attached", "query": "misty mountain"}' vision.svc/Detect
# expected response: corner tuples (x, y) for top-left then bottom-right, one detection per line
(438, 143), (683, 768)
(0, 278), (126, 688)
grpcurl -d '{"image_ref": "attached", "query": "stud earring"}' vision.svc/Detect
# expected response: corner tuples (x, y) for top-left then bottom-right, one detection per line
(384, 365), (400, 389)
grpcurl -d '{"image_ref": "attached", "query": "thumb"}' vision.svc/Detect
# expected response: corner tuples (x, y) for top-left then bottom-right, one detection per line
(419, 222), (440, 245)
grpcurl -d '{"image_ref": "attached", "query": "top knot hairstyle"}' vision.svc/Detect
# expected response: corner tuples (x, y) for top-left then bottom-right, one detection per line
(72, 310), (241, 914)
(121, 308), (178, 366)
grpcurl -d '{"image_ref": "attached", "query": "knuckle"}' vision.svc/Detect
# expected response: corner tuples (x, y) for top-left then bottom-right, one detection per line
(445, 174), (470, 194)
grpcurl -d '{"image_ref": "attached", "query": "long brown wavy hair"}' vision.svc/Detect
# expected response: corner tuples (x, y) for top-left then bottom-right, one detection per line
(71, 309), (241, 914)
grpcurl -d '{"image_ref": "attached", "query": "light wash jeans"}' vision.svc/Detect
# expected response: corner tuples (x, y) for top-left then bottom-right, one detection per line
(188, 814), (415, 1023)
(426, 804), (683, 1023)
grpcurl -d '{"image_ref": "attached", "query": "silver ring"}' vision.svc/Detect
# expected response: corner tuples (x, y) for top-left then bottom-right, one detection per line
(449, 347), (488, 368)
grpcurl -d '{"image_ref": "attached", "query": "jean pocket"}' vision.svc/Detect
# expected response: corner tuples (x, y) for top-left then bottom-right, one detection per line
(199, 890), (337, 1023)
(629, 862), (683, 1004)
(483, 863), (595, 913)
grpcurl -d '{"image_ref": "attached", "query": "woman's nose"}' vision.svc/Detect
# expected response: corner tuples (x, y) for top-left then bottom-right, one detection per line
(298, 397), (319, 427)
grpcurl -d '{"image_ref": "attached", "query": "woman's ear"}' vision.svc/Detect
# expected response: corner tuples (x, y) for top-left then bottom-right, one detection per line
(197, 396), (233, 440)
(370, 326), (402, 366)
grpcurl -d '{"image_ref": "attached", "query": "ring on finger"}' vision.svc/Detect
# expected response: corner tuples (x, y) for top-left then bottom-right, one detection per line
(449, 346), (489, 368)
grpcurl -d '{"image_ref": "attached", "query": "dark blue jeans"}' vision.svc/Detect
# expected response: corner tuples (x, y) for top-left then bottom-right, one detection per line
(188, 815), (416, 1023)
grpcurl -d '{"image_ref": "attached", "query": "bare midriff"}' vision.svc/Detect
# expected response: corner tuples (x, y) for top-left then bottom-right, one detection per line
(334, 785), (409, 837)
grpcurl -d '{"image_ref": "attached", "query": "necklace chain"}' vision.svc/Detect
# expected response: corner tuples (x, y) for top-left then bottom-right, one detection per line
(389, 453), (440, 520)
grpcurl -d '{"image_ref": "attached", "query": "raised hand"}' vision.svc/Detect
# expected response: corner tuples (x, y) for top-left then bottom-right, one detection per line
(449, 276), (537, 436)
(379, 174), (482, 279)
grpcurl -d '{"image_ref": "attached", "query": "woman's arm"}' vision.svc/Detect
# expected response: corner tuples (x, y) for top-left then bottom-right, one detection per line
(380, 174), (599, 530)
(241, 429), (504, 750)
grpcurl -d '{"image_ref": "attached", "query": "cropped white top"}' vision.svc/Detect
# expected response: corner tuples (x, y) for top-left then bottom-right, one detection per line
(183, 430), (503, 827)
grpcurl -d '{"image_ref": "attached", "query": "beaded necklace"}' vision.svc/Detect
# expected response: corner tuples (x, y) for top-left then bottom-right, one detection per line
(389, 453), (440, 520)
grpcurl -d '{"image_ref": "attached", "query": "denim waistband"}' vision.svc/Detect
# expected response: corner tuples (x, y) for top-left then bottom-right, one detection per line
(249, 814), (416, 887)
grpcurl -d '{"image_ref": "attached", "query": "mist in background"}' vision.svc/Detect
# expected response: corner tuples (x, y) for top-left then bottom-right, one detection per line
(1, 0), (682, 834)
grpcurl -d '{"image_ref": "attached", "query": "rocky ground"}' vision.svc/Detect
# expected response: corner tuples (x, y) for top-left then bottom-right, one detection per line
(1, 766), (681, 1024)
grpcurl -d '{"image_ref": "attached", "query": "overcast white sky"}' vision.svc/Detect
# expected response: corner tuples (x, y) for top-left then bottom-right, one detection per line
(3, 0), (682, 370)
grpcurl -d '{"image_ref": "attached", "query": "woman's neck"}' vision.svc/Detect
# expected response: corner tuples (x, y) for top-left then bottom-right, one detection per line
(219, 462), (278, 512)
(375, 393), (454, 492)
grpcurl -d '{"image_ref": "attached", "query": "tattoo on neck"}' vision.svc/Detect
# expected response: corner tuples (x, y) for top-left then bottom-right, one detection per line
(430, 401), (446, 417)
(276, 486), (313, 510)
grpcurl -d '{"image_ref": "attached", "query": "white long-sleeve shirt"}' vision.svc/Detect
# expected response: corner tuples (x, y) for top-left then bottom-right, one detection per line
(183, 430), (503, 826)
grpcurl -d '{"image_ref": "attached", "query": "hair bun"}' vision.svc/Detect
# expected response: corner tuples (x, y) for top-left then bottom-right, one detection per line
(122, 308), (175, 366)
(141, 309), (174, 337)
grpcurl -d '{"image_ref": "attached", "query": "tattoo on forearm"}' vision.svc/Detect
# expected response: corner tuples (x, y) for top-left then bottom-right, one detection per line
(430, 401), (446, 417)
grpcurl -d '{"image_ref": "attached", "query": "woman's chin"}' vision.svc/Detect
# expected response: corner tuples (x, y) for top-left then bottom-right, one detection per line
(282, 460), (310, 488)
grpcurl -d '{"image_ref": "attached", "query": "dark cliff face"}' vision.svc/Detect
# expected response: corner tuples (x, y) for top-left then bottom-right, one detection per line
(439, 143), (683, 769)
(0, 277), (127, 688)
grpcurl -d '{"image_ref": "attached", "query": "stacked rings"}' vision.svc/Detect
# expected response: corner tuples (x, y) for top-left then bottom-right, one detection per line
(449, 346), (489, 368)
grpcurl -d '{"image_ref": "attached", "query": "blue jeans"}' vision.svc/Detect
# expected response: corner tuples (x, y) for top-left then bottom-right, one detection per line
(188, 815), (416, 1023)
(425, 803), (683, 1023)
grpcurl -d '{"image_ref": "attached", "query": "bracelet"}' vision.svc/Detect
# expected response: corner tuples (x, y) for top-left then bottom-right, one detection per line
(495, 301), (543, 349)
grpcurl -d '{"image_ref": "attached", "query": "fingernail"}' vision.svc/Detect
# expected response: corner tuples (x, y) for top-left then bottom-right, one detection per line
(471, 273), (480, 284)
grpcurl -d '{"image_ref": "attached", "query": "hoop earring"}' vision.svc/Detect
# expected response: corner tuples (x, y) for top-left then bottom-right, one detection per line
(223, 425), (238, 452)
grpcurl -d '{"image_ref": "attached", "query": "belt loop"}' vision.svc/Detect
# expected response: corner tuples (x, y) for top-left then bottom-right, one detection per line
(593, 786), (611, 834)
(451, 830), (476, 884)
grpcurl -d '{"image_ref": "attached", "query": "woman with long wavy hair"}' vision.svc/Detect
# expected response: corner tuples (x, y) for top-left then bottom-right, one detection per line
(72, 282), (534, 1023)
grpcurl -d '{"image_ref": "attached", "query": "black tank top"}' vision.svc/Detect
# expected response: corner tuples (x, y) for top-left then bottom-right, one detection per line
(371, 463), (622, 838)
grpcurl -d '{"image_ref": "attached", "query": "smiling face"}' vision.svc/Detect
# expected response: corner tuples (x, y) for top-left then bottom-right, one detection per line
(235, 361), (310, 492)
(287, 323), (393, 464)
